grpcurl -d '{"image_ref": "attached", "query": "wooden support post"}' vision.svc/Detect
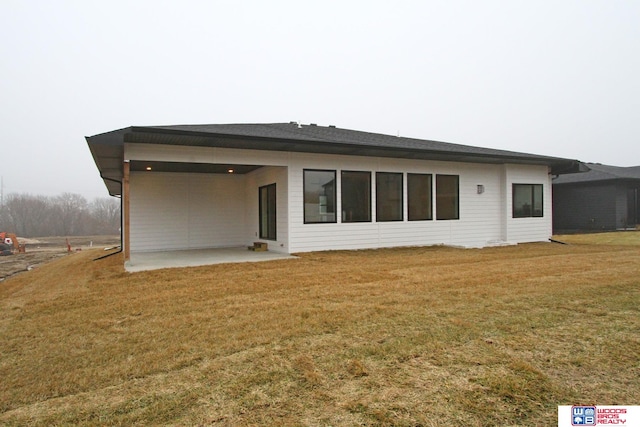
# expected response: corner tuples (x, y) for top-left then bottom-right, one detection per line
(123, 161), (131, 262)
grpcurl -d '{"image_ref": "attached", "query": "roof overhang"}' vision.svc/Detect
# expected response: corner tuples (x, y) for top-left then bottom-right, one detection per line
(87, 124), (588, 196)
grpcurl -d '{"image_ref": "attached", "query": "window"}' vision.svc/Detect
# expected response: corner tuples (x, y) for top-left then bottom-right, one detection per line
(304, 170), (336, 223)
(513, 184), (543, 218)
(259, 183), (276, 240)
(436, 174), (459, 220)
(341, 171), (371, 222)
(408, 173), (433, 221)
(376, 172), (403, 221)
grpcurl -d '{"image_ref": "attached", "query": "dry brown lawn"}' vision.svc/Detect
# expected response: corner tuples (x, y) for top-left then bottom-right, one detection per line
(1, 233), (639, 426)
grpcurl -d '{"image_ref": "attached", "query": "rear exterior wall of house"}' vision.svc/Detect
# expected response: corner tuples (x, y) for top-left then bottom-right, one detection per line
(125, 143), (553, 254)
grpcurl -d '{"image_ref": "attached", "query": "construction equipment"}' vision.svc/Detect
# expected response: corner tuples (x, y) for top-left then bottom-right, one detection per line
(0, 232), (26, 255)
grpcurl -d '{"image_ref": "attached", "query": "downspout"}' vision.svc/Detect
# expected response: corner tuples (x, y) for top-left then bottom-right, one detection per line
(93, 175), (123, 261)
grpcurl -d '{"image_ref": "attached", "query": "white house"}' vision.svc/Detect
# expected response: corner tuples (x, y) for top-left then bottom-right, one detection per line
(87, 122), (585, 265)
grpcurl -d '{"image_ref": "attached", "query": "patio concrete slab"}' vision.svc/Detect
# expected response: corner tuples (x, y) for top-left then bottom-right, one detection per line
(125, 247), (297, 272)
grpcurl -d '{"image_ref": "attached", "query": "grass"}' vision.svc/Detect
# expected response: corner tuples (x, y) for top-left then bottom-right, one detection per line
(555, 229), (640, 245)
(1, 232), (639, 426)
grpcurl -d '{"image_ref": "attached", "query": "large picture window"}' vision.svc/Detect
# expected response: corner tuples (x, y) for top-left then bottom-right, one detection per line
(341, 171), (371, 222)
(376, 172), (403, 221)
(408, 173), (433, 221)
(436, 174), (459, 220)
(513, 184), (543, 218)
(304, 169), (336, 223)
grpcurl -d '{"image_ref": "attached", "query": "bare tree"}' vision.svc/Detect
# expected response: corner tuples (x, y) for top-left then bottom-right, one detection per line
(90, 197), (121, 234)
(53, 193), (89, 236)
(1, 192), (121, 237)
(0, 194), (52, 237)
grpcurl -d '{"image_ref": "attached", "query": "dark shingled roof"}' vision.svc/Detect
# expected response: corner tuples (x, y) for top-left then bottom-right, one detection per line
(143, 122), (575, 159)
(553, 163), (640, 185)
(87, 122), (587, 196)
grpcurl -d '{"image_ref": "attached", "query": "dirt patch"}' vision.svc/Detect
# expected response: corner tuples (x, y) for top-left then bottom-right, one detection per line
(0, 235), (120, 281)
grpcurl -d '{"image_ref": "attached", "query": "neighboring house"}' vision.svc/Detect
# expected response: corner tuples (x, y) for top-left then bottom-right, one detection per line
(87, 122), (585, 265)
(552, 163), (640, 232)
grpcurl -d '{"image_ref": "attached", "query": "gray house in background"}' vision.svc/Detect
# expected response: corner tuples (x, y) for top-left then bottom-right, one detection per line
(552, 163), (640, 232)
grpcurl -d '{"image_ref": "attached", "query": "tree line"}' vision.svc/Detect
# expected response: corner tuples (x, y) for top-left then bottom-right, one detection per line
(0, 193), (120, 237)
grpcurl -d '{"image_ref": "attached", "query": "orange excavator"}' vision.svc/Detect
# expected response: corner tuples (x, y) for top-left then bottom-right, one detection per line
(0, 232), (26, 255)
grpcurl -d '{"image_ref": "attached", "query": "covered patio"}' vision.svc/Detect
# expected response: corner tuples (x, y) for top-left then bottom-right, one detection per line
(125, 247), (297, 272)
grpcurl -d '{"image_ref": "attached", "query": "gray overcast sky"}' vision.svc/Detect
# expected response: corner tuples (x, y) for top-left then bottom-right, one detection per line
(1, 0), (639, 199)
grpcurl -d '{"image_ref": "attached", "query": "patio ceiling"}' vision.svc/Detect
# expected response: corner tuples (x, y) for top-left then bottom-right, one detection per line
(129, 161), (263, 175)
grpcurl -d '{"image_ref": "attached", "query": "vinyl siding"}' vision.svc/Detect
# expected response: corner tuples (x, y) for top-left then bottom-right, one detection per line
(615, 184), (630, 229)
(129, 172), (246, 252)
(504, 164), (553, 243)
(553, 183), (617, 231)
(243, 166), (289, 253)
(125, 143), (553, 254)
(126, 144), (290, 253)
(287, 155), (527, 252)
(552, 182), (637, 231)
